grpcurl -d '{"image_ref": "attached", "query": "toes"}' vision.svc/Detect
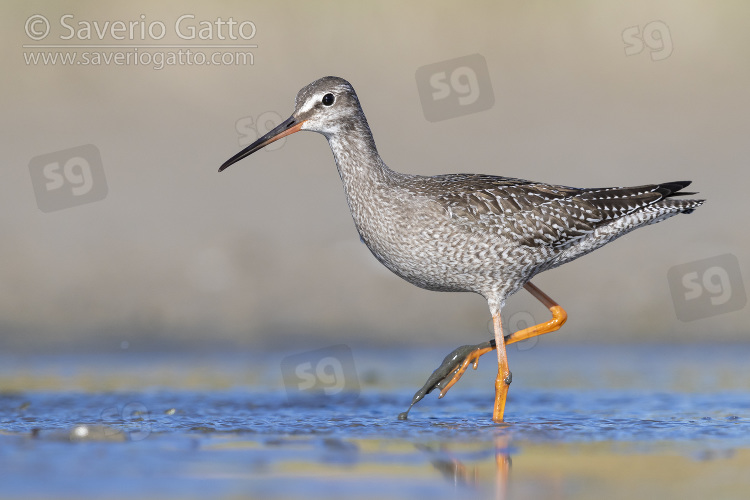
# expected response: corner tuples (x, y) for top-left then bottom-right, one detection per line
(401, 340), (494, 414)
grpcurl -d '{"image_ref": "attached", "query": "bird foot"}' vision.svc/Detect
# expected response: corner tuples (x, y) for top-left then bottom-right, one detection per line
(398, 339), (496, 420)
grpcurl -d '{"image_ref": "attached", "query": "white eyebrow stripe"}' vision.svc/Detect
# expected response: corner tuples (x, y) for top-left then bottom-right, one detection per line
(298, 94), (323, 114)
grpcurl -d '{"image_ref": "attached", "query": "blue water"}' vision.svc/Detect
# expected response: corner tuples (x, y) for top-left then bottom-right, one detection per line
(2, 389), (748, 442)
(1, 343), (749, 499)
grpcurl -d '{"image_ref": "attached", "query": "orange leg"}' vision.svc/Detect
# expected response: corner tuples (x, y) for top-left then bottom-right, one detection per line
(492, 313), (511, 422)
(438, 282), (568, 422)
(505, 282), (567, 345)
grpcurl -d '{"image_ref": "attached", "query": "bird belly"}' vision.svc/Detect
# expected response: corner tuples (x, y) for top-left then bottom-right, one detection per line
(356, 209), (532, 297)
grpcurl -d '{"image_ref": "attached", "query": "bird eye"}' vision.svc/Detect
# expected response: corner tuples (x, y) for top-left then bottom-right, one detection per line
(322, 93), (335, 106)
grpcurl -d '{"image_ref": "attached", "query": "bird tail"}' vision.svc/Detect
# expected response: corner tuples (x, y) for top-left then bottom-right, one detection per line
(654, 181), (704, 214)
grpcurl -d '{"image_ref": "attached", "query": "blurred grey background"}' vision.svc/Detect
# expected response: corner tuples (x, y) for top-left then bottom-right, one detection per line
(2, 1), (748, 352)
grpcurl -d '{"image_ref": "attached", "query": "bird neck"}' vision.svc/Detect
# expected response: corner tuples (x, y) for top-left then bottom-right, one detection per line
(326, 118), (390, 181)
(324, 118), (393, 225)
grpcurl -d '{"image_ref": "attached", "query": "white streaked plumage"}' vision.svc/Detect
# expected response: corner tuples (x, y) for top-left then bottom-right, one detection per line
(219, 76), (704, 329)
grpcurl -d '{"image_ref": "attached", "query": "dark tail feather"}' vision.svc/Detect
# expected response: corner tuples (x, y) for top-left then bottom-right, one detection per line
(656, 181), (694, 198)
(669, 191), (698, 197)
(656, 181), (704, 213)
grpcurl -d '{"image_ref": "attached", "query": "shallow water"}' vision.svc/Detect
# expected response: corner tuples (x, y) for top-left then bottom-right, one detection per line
(1, 343), (749, 499)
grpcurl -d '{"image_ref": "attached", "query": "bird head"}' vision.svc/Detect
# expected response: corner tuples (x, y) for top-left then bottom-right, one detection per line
(219, 76), (362, 172)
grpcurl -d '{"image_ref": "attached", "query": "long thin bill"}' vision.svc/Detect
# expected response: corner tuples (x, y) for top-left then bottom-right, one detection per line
(219, 115), (304, 172)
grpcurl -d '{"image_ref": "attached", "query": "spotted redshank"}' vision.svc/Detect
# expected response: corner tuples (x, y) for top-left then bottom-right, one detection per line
(219, 76), (704, 422)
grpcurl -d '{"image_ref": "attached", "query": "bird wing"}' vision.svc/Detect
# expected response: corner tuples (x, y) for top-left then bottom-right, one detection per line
(431, 174), (694, 248)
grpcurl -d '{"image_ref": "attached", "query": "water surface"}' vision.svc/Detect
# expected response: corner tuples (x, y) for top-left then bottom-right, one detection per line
(1, 343), (748, 499)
